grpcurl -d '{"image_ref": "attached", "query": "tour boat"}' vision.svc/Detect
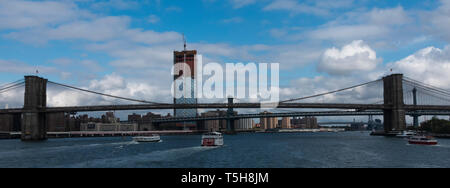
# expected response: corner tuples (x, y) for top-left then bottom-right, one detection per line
(133, 134), (161, 143)
(201, 132), (224, 147)
(408, 135), (438, 145)
(396, 130), (416, 138)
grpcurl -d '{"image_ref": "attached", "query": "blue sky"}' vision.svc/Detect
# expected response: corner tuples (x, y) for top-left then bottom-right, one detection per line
(1, 0), (450, 117)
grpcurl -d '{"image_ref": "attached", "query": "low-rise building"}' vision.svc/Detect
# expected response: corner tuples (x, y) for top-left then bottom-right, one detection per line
(80, 122), (138, 132)
(291, 117), (318, 129)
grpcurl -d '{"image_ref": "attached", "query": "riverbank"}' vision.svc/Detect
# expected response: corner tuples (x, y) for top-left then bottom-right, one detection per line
(430, 133), (450, 138)
(370, 130), (450, 139)
(0, 130), (208, 140)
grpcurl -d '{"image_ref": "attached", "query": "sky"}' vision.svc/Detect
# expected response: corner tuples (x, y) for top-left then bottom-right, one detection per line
(1, 0), (450, 121)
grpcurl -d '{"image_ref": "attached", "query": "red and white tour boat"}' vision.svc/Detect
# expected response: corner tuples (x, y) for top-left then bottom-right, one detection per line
(408, 135), (438, 145)
(201, 132), (224, 147)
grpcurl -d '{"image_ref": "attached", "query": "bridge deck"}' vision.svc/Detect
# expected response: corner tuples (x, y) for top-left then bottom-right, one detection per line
(2, 103), (450, 115)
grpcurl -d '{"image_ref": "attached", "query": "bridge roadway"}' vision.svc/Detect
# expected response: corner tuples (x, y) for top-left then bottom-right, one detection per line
(2, 103), (450, 114)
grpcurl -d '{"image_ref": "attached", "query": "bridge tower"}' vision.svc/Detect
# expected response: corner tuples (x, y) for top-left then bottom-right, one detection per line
(383, 74), (406, 132)
(226, 98), (236, 134)
(412, 87), (420, 127)
(22, 76), (48, 141)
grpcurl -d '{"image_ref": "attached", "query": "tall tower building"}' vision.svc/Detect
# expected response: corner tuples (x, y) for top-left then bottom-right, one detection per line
(173, 48), (198, 129)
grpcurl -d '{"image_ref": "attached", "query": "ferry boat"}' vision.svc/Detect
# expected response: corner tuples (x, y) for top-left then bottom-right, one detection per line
(201, 132), (224, 147)
(133, 134), (161, 143)
(396, 130), (416, 138)
(408, 135), (438, 145)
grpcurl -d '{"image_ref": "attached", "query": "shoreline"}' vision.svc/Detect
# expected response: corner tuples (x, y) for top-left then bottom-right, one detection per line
(1, 128), (348, 140)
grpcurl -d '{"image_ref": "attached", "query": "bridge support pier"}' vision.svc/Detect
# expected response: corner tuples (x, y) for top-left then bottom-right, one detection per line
(383, 74), (406, 132)
(226, 98), (236, 134)
(21, 76), (48, 141)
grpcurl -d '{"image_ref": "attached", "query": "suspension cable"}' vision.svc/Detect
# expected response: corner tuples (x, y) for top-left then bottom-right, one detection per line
(403, 77), (450, 95)
(403, 79), (450, 104)
(417, 89), (450, 104)
(48, 81), (169, 105)
(0, 79), (25, 91)
(279, 79), (382, 103)
(0, 82), (25, 94)
(403, 80), (450, 98)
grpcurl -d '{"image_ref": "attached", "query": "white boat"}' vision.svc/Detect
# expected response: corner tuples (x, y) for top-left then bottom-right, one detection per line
(396, 130), (416, 138)
(201, 132), (224, 147)
(133, 134), (161, 142)
(408, 135), (438, 145)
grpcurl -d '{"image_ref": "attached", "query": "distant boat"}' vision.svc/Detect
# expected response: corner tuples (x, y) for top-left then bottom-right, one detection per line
(133, 134), (161, 142)
(201, 132), (224, 147)
(396, 130), (416, 138)
(408, 135), (438, 145)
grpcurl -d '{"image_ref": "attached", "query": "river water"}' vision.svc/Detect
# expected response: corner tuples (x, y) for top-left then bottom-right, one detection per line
(0, 131), (449, 168)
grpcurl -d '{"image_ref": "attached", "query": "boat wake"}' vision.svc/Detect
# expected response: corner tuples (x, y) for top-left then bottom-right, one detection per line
(0, 141), (139, 158)
(60, 146), (217, 168)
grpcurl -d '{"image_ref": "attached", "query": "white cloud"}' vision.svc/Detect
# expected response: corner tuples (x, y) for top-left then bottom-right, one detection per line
(366, 6), (411, 26)
(280, 75), (383, 104)
(148, 15), (160, 24)
(391, 46), (450, 89)
(47, 74), (173, 107)
(318, 40), (380, 75)
(0, 59), (57, 75)
(108, 46), (174, 69)
(424, 0), (450, 43)
(0, 86), (24, 109)
(5, 16), (130, 44)
(288, 6), (418, 46)
(264, 0), (329, 16)
(222, 17), (244, 24)
(269, 28), (288, 38)
(230, 0), (257, 9)
(309, 25), (390, 42)
(89, 0), (141, 11)
(0, 0), (91, 30)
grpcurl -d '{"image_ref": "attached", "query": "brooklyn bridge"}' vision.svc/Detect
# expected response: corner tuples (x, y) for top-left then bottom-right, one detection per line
(1, 74), (450, 141)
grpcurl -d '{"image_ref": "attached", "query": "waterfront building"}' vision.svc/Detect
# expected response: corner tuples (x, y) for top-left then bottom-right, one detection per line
(237, 118), (253, 130)
(105, 112), (117, 123)
(281, 117), (291, 129)
(80, 122), (138, 132)
(291, 117), (318, 129)
(0, 114), (20, 132)
(260, 111), (278, 130)
(128, 113), (142, 123)
(201, 110), (239, 131)
(46, 112), (66, 132)
(201, 110), (222, 132)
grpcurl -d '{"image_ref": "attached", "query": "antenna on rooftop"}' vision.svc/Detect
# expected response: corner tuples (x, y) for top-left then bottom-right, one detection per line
(183, 34), (187, 51)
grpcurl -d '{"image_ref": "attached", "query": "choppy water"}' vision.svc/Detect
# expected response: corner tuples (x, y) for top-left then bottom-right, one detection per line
(1, 132), (450, 168)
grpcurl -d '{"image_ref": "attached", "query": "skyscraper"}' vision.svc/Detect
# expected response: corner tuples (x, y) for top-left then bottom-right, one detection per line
(173, 49), (198, 128)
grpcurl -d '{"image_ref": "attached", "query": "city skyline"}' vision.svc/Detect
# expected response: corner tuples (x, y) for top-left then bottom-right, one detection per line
(1, 0), (450, 112)
(2, 1), (450, 170)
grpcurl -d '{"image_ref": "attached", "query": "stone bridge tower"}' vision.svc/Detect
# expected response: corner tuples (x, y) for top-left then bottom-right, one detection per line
(383, 74), (406, 132)
(22, 76), (48, 141)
